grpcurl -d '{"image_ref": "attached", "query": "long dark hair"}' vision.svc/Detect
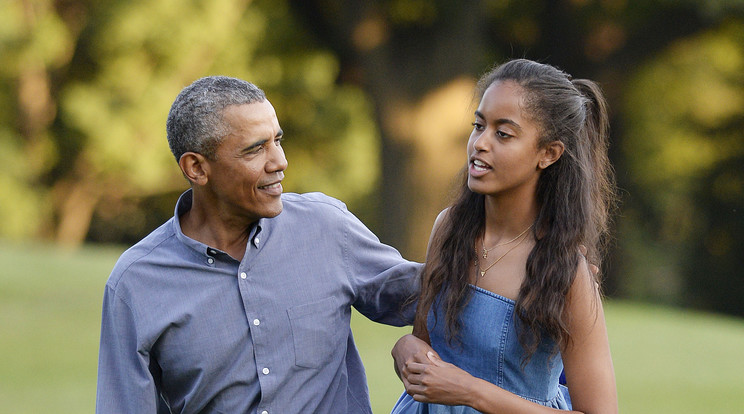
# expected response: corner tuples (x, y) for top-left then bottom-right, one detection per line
(413, 59), (617, 361)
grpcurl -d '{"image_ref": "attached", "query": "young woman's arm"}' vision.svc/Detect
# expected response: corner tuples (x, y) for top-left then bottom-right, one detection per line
(402, 258), (617, 414)
(560, 257), (618, 413)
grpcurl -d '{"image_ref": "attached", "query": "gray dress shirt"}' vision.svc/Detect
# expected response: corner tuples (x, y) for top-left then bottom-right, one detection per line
(96, 190), (421, 414)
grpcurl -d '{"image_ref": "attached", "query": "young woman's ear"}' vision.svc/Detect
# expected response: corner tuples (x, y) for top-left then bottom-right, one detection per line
(178, 152), (210, 185)
(538, 141), (565, 170)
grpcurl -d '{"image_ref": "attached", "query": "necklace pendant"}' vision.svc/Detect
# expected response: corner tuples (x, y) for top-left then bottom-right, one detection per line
(482, 248), (488, 259)
(480, 270), (486, 277)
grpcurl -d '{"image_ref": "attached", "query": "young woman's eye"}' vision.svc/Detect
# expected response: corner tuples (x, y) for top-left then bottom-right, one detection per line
(471, 122), (485, 131)
(496, 130), (512, 138)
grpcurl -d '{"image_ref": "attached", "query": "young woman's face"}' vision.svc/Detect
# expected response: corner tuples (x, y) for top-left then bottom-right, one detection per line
(467, 80), (547, 198)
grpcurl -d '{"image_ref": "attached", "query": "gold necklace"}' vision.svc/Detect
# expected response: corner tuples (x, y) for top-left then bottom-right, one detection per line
(475, 230), (529, 278)
(481, 223), (533, 259)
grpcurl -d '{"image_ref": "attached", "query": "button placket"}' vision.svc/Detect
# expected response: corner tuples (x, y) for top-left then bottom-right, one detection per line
(206, 248), (218, 265)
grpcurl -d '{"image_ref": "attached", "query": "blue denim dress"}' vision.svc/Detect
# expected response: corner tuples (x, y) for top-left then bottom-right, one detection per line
(391, 285), (571, 413)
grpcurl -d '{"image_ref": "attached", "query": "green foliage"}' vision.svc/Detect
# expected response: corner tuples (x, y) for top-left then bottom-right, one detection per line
(0, 0), (70, 239)
(619, 22), (744, 313)
(624, 24), (744, 191)
(0, 0), (380, 243)
(2, 243), (743, 413)
(2, 0), (744, 317)
(254, 0), (381, 207)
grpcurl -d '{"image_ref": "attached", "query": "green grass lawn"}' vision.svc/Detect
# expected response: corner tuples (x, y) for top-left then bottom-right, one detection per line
(1, 242), (743, 413)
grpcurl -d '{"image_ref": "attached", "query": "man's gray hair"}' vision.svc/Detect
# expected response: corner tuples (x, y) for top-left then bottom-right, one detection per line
(167, 76), (266, 161)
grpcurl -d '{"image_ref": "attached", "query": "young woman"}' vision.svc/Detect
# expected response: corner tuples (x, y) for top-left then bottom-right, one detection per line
(391, 59), (618, 413)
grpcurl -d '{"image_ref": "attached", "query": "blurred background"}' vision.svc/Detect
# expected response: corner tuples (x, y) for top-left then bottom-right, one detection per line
(1, 0), (743, 412)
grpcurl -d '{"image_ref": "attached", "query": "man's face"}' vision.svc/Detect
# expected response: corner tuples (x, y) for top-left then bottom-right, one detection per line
(202, 100), (287, 224)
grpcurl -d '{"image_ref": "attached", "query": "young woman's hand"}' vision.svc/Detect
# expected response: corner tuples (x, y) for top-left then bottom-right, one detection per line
(403, 351), (477, 406)
(392, 334), (438, 388)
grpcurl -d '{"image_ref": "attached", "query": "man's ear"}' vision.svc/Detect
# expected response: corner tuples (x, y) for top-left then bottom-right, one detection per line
(179, 152), (210, 185)
(538, 140), (565, 170)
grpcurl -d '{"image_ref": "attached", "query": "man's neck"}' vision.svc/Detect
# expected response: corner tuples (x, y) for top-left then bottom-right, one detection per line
(179, 201), (255, 261)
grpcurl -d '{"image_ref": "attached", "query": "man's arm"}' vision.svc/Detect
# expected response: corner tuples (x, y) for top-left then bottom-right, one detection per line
(339, 205), (422, 326)
(96, 284), (161, 413)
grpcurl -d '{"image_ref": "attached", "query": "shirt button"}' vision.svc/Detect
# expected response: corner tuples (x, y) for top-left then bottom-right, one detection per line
(261, 411), (268, 414)
(207, 257), (214, 264)
(254, 237), (260, 246)
(262, 367), (270, 375)
(253, 319), (260, 326)
(208, 249), (217, 255)
(240, 272), (247, 279)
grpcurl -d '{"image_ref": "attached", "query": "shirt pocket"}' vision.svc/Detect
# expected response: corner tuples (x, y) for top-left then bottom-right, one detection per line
(287, 296), (345, 369)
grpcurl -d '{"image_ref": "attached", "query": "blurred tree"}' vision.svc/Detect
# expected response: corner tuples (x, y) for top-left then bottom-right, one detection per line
(289, 0), (744, 312)
(621, 21), (744, 315)
(2, 0), (744, 315)
(289, 0), (489, 259)
(288, 0), (735, 247)
(0, 0), (380, 246)
(0, 0), (72, 239)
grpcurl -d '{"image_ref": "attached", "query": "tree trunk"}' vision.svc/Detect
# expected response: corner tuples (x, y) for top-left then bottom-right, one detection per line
(290, 0), (485, 258)
(54, 176), (100, 247)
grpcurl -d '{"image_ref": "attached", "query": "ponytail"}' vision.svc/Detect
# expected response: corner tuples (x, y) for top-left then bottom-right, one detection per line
(572, 79), (616, 269)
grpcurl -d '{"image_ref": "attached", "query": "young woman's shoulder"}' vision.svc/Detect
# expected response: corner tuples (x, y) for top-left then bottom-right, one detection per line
(433, 207), (450, 228)
(571, 254), (601, 299)
(424, 208), (452, 261)
(428, 208), (453, 243)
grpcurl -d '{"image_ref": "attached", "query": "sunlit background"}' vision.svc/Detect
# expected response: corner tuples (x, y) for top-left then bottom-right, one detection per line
(1, 0), (743, 412)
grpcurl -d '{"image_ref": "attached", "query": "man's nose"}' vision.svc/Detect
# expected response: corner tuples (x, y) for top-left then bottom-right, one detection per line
(267, 143), (288, 172)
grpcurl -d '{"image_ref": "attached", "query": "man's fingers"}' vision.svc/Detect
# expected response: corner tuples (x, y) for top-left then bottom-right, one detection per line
(405, 361), (429, 374)
(410, 351), (431, 364)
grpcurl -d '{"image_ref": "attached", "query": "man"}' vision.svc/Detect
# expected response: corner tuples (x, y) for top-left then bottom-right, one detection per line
(96, 76), (420, 413)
